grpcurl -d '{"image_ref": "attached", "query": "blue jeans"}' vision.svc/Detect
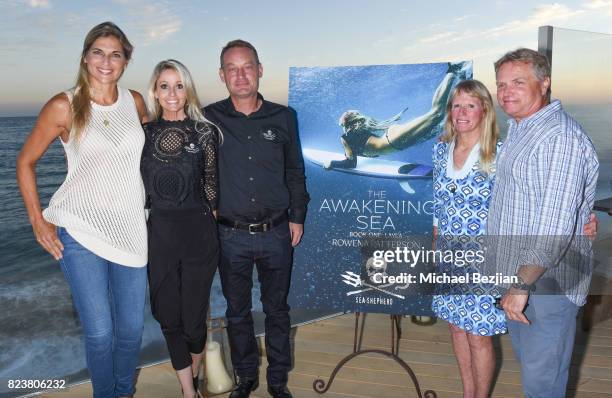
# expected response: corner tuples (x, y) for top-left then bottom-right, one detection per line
(508, 294), (579, 398)
(58, 228), (147, 398)
(218, 221), (293, 386)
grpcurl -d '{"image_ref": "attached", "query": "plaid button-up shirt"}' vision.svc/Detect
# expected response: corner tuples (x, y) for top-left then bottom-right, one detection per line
(487, 100), (599, 305)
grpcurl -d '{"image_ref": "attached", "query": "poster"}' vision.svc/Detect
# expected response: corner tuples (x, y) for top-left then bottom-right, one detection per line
(289, 61), (473, 314)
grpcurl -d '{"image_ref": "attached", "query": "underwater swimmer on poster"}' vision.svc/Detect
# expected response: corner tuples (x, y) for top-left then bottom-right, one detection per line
(325, 61), (471, 169)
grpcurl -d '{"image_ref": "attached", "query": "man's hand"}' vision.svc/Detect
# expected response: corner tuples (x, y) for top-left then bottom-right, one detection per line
(583, 212), (598, 241)
(500, 287), (530, 324)
(288, 222), (304, 247)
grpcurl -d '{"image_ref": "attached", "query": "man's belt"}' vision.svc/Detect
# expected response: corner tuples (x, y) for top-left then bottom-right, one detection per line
(218, 213), (287, 234)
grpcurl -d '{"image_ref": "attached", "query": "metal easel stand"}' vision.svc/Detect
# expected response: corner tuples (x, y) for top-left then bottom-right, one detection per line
(312, 312), (437, 398)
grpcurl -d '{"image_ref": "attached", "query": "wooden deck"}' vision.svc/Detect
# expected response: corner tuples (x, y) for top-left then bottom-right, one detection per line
(42, 313), (612, 398)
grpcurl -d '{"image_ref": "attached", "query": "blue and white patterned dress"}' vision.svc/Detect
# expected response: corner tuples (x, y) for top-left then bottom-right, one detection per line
(431, 140), (506, 336)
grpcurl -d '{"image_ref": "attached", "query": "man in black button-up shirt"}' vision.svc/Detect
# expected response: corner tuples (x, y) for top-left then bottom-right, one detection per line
(206, 95), (309, 226)
(204, 40), (309, 398)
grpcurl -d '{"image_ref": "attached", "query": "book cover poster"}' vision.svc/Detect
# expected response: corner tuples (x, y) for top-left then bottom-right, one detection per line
(289, 61), (472, 314)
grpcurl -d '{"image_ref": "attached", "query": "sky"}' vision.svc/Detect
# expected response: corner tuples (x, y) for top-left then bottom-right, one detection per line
(1, 0), (612, 116)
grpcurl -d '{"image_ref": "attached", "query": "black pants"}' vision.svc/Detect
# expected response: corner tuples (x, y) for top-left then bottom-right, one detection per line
(218, 221), (293, 386)
(147, 207), (219, 370)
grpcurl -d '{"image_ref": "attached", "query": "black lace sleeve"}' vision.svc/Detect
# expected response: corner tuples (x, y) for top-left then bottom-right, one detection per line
(201, 123), (219, 211)
(140, 122), (153, 209)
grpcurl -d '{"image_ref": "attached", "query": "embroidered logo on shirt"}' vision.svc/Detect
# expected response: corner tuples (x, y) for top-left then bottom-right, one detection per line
(262, 129), (276, 141)
(184, 142), (200, 153)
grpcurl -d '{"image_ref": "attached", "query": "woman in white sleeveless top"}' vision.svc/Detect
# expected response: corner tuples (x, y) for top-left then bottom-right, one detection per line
(17, 22), (148, 398)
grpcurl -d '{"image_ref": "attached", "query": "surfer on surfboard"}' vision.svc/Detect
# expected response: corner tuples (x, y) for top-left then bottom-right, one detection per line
(324, 61), (472, 169)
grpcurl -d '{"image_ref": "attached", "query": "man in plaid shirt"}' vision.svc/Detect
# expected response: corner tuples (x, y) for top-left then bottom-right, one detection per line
(488, 48), (599, 397)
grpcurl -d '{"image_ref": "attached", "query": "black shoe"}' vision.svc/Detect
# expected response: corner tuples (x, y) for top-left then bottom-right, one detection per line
(229, 377), (259, 398)
(267, 384), (293, 398)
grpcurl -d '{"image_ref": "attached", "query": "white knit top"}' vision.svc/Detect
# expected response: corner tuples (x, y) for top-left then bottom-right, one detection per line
(43, 87), (148, 267)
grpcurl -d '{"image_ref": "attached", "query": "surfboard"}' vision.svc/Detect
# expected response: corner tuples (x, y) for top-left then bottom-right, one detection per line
(303, 148), (432, 179)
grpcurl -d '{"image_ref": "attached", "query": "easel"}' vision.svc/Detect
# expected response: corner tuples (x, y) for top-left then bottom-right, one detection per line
(312, 312), (437, 398)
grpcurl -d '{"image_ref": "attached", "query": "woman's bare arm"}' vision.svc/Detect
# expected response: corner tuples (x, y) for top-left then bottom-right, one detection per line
(16, 93), (71, 260)
(130, 90), (148, 123)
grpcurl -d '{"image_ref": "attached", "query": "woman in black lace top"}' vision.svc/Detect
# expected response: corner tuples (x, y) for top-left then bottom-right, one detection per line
(141, 59), (221, 398)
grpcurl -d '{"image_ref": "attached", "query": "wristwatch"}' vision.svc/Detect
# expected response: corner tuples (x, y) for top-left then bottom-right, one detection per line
(511, 275), (535, 292)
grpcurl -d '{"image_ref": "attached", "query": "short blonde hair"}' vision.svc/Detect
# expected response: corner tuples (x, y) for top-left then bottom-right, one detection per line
(494, 48), (550, 82)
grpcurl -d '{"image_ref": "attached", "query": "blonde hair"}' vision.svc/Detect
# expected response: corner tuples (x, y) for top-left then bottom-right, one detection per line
(494, 48), (550, 81)
(441, 79), (499, 174)
(72, 22), (133, 141)
(147, 59), (222, 142)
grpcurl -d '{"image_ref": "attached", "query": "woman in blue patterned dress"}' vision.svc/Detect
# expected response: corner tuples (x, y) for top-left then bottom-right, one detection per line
(431, 80), (503, 398)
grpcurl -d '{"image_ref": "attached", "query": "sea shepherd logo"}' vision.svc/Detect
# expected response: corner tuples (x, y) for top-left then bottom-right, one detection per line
(341, 257), (407, 300)
(341, 271), (405, 299)
(260, 126), (278, 141)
